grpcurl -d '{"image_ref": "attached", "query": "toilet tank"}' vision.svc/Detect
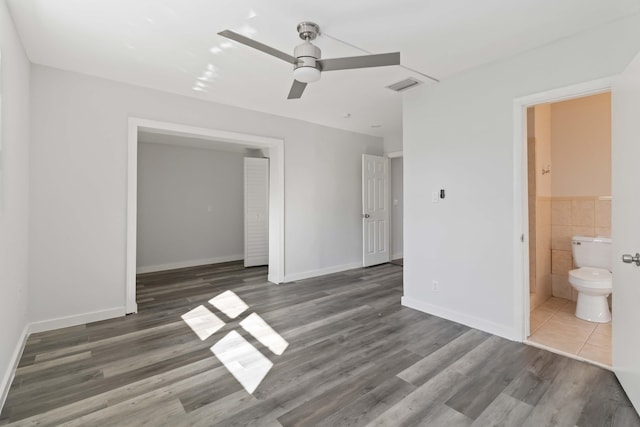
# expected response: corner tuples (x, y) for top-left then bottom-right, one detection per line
(571, 236), (612, 270)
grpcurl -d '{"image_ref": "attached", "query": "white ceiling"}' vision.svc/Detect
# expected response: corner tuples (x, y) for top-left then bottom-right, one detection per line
(7, 0), (640, 141)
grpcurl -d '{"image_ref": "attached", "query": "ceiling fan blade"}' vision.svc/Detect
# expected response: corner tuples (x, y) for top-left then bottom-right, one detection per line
(218, 30), (298, 65)
(318, 52), (400, 72)
(287, 80), (307, 99)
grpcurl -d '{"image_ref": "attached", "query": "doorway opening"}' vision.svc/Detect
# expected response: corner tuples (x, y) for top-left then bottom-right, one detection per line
(516, 84), (613, 368)
(126, 118), (284, 314)
(389, 152), (403, 266)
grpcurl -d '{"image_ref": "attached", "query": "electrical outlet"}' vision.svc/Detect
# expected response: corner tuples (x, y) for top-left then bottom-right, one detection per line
(432, 280), (439, 292)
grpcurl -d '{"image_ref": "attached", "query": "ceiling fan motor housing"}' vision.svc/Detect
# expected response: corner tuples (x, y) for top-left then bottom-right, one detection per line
(294, 21), (321, 74)
(294, 41), (321, 71)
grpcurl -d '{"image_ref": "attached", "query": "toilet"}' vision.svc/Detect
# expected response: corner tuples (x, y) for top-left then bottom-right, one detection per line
(568, 236), (612, 323)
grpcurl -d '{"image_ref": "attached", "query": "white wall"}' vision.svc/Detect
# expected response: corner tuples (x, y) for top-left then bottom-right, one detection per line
(384, 133), (403, 154)
(136, 143), (244, 272)
(0, 0), (30, 405)
(391, 157), (403, 259)
(402, 14), (640, 339)
(29, 66), (382, 324)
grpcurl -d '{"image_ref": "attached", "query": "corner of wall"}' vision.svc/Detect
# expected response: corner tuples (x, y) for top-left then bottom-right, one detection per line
(0, 324), (29, 412)
(0, 0), (32, 413)
(383, 133), (403, 154)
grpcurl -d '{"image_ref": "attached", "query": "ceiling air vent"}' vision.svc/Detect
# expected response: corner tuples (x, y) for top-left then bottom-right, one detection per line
(386, 77), (422, 92)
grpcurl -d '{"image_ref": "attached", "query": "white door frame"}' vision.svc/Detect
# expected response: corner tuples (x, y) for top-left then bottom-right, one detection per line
(512, 77), (615, 341)
(126, 118), (285, 313)
(386, 151), (403, 159)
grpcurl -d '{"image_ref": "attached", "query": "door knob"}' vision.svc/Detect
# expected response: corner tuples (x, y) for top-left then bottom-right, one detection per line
(622, 253), (640, 266)
(363, 214), (370, 218)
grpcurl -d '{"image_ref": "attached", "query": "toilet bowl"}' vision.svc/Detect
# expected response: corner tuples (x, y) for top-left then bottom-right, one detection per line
(568, 236), (612, 323)
(568, 267), (612, 322)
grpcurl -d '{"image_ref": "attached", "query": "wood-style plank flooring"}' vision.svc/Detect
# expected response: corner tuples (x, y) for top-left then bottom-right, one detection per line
(1, 261), (638, 426)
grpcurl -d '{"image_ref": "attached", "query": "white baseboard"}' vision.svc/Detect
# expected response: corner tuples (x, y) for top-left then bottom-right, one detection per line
(136, 255), (244, 274)
(401, 296), (519, 341)
(28, 307), (126, 334)
(392, 252), (403, 260)
(284, 261), (363, 283)
(1, 307), (125, 410)
(1, 324), (29, 411)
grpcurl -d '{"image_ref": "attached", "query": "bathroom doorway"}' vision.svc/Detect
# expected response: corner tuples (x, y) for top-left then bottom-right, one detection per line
(525, 92), (612, 368)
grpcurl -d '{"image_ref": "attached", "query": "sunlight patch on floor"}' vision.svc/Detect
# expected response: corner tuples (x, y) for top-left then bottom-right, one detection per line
(209, 290), (249, 319)
(181, 290), (289, 394)
(211, 330), (273, 394)
(240, 312), (289, 355)
(180, 305), (225, 341)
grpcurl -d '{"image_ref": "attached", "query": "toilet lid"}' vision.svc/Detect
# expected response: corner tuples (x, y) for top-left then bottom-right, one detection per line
(569, 267), (612, 288)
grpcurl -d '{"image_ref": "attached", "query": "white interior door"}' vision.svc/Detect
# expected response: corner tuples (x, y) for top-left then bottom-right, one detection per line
(612, 51), (640, 411)
(362, 154), (390, 267)
(244, 157), (269, 267)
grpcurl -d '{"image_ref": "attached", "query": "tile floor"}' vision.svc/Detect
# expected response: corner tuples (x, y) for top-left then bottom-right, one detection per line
(529, 297), (612, 367)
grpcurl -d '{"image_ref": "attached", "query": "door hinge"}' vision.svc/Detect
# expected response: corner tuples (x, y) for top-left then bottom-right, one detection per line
(520, 234), (524, 243)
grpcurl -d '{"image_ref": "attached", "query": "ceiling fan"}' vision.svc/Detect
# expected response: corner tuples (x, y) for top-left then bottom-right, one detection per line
(218, 22), (401, 99)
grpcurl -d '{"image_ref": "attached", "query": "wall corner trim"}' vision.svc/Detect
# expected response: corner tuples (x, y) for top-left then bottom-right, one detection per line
(401, 296), (520, 342)
(0, 324), (29, 411)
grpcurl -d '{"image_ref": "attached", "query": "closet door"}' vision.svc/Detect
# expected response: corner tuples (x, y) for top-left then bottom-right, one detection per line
(244, 158), (269, 267)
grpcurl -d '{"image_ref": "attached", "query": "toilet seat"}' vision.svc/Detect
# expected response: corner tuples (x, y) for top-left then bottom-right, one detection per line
(569, 267), (612, 289)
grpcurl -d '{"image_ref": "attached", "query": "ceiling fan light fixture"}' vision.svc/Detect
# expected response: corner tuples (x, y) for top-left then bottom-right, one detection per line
(293, 66), (321, 83)
(218, 21), (401, 99)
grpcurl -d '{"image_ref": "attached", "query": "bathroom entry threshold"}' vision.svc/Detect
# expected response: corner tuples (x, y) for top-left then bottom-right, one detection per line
(528, 297), (612, 369)
(525, 339), (611, 371)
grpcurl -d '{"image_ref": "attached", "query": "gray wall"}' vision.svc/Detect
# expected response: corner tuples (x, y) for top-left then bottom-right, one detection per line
(28, 65), (383, 323)
(0, 0), (30, 402)
(403, 13), (640, 339)
(384, 133), (403, 154)
(391, 157), (403, 259)
(136, 143), (244, 272)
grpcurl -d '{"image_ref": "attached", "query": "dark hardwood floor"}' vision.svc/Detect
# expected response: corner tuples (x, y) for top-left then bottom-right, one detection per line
(1, 261), (638, 426)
